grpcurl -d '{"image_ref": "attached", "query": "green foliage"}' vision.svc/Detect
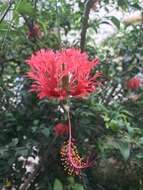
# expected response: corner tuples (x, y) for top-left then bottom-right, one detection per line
(53, 179), (63, 190)
(16, 1), (34, 16)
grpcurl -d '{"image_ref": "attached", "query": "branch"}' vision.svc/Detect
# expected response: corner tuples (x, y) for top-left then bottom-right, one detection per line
(19, 164), (41, 190)
(0, 0), (14, 24)
(21, 14), (33, 31)
(33, 0), (38, 10)
(80, 0), (97, 52)
(19, 136), (57, 190)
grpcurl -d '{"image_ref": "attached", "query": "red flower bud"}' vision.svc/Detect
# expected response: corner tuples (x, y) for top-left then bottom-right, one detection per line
(54, 123), (69, 136)
(127, 76), (141, 90)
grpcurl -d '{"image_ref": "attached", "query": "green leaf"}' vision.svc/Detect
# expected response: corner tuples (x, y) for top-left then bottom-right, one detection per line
(53, 179), (63, 190)
(136, 154), (143, 160)
(118, 0), (128, 10)
(16, 147), (28, 156)
(0, 2), (8, 13)
(0, 22), (9, 32)
(131, 3), (141, 9)
(138, 137), (143, 145)
(16, 1), (34, 16)
(33, 119), (39, 125)
(126, 125), (134, 136)
(11, 138), (19, 146)
(0, 147), (6, 157)
(109, 120), (118, 130)
(118, 142), (130, 161)
(67, 176), (75, 184)
(41, 127), (50, 138)
(110, 16), (120, 29)
(72, 183), (84, 190)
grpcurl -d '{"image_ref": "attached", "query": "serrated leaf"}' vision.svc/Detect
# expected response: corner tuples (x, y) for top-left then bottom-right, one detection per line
(53, 179), (63, 190)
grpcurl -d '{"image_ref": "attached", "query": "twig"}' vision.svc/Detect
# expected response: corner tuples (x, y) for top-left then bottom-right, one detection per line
(19, 164), (41, 190)
(21, 14), (33, 31)
(34, 0), (38, 10)
(80, 0), (97, 52)
(1, 0), (22, 51)
(104, 83), (118, 105)
(0, 0), (14, 24)
(19, 136), (57, 190)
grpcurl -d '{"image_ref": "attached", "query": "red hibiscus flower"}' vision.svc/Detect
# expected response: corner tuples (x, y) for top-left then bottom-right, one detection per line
(127, 76), (141, 90)
(54, 123), (69, 136)
(26, 48), (101, 99)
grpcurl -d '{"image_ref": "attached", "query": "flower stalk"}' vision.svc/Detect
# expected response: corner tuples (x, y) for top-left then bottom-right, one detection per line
(60, 104), (92, 176)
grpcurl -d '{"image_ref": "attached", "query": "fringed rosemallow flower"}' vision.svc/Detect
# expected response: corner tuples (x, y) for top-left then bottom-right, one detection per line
(26, 48), (101, 100)
(127, 76), (141, 90)
(26, 48), (101, 176)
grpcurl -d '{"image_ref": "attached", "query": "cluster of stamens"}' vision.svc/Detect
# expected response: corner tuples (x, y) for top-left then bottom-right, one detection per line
(60, 140), (91, 176)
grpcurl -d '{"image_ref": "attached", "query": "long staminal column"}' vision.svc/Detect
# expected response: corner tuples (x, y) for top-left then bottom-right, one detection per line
(60, 108), (92, 176)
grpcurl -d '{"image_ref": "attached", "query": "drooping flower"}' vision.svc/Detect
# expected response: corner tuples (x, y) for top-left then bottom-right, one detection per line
(127, 76), (141, 90)
(26, 48), (99, 176)
(26, 48), (101, 99)
(60, 139), (92, 176)
(54, 123), (69, 136)
(59, 110), (93, 176)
